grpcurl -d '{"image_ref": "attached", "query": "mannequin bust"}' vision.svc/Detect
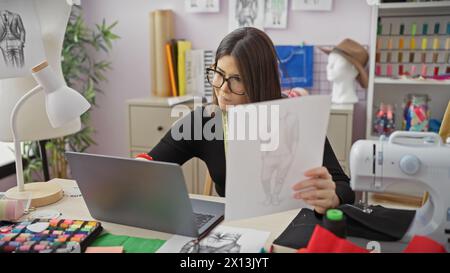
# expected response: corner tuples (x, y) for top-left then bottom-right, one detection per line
(326, 52), (359, 104)
(0, 0), (81, 142)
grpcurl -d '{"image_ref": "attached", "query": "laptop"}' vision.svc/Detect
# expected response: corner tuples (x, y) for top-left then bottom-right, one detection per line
(66, 152), (224, 238)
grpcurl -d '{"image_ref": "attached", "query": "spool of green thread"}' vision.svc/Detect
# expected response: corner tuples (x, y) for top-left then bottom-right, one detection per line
(323, 209), (347, 238)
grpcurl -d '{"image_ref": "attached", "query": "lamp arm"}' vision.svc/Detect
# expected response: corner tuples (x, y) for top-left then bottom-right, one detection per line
(10, 85), (43, 192)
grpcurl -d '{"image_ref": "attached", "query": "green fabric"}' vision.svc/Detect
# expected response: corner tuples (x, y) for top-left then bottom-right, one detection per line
(91, 233), (166, 253)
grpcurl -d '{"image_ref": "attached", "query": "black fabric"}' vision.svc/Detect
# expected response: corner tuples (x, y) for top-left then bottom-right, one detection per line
(339, 204), (416, 241)
(149, 105), (355, 205)
(273, 206), (416, 250)
(273, 209), (322, 250)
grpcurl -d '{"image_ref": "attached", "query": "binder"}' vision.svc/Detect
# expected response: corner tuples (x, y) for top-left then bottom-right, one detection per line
(149, 10), (174, 97)
(177, 40), (192, 96)
(165, 43), (178, 97)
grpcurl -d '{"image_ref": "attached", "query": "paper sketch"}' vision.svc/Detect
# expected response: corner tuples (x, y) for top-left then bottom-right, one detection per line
(181, 232), (242, 253)
(0, 0), (46, 79)
(292, 0), (333, 11)
(261, 111), (299, 206)
(157, 226), (270, 253)
(264, 0), (288, 29)
(185, 0), (220, 13)
(225, 95), (332, 221)
(229, 0), (265, 32)
(0, 9), (25, 67)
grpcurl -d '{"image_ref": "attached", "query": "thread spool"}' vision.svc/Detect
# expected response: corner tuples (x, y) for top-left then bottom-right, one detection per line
(323, 209), (347, 239)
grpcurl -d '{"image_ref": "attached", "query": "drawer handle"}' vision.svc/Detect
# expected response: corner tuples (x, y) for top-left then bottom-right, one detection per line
(157, 126), (164, 132)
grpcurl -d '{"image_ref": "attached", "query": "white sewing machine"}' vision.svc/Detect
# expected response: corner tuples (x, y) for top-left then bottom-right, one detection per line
(350, 131), (450, 251)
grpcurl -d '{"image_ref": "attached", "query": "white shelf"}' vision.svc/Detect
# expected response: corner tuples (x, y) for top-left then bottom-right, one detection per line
(379, 1), (450, 10)
(366, 1), (450, 139)
(374, 77), (450, 86)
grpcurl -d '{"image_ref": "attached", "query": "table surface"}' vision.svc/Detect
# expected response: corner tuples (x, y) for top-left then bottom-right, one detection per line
(25, 179), (301, 251)
(23, 179), (413, 252)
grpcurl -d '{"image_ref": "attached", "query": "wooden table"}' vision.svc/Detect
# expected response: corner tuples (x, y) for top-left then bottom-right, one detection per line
(25, 179), (300, 251)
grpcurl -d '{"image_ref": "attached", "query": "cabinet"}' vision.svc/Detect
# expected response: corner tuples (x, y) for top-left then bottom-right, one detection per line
(327, 104), (354, 174)
(127, 97), (353, 195)
(126, 97), (208, 195)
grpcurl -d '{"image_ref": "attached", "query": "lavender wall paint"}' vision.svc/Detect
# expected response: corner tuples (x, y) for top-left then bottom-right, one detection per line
(82, 0), (372, 157)
(0, 175), (16, 192)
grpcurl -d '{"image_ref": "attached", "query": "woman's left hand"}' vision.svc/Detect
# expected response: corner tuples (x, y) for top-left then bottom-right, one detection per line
(292, 167), (340, 215)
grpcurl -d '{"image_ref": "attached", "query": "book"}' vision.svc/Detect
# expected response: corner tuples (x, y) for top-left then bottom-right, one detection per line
(185, 49), (215, 99)
(165, 43), (178, 96)
(149, 10), (174, 97)
(177, 40), (192, 96)
(170, 39), (179, 91)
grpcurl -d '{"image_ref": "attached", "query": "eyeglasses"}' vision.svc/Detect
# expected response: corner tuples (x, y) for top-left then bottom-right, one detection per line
(206, 68), (246, 96)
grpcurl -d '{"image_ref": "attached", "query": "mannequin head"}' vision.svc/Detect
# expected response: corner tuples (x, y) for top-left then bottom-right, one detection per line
(326, 52), (359, 104)
(326, 52), (358, 83)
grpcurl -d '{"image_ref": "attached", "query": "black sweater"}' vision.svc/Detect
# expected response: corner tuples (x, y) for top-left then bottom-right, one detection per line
(149, 106), (355, 205)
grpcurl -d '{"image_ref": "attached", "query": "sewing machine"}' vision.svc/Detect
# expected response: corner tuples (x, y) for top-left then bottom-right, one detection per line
(350, 131), (450, 251)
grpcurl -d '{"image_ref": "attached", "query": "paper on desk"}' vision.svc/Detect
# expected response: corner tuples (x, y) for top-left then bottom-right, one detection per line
(225, 95), (332, 221)
(156, 226), (270, 253)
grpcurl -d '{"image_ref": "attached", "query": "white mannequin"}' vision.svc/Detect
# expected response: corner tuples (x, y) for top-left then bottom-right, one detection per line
(326, 52), (359, 104)
(0, 0), (81, 142)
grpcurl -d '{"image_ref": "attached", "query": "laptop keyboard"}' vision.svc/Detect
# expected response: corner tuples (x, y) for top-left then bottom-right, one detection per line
(194, 212), (215, 229)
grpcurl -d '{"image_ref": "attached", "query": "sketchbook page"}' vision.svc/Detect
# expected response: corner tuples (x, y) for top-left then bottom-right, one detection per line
(157, 226), (270, 253)
(0, 0), (46, 79)
(225, 95), (332, 221)
(185, 0), (220, 13)
(264, 0), (288, 29)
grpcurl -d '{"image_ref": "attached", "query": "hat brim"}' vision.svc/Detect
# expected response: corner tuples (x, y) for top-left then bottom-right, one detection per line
(319, 47), (369, 89)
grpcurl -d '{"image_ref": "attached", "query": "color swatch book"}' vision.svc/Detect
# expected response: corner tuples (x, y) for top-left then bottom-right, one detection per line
(0, 219), (103, 253)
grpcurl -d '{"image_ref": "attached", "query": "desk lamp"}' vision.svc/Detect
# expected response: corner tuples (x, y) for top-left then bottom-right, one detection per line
(5, 61), (90, 207)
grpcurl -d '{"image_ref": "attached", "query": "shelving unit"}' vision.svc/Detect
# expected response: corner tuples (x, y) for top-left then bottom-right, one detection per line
(365, 1), (450, 199)
(366, 0), (450, 140)
(374, 77), (450, 85)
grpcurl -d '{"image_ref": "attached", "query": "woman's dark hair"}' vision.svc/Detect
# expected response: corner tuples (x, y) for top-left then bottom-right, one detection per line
(212, 27), (281, 105)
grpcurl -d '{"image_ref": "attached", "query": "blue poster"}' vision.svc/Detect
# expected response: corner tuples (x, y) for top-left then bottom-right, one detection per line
(275, 45), (314, 88)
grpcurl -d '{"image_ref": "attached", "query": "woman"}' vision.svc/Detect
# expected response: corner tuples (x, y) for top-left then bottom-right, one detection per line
(147, 27), (355, 214)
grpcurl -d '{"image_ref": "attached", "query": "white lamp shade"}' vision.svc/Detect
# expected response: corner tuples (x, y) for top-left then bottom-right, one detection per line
(45, 86), (91, 128)
(32, 62), (91, 128)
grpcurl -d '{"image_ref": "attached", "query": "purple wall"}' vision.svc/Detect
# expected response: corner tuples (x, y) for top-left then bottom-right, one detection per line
(82, 0), (373, 157)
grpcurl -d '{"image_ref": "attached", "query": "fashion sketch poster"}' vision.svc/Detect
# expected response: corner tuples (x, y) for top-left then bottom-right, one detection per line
(0, 0), (46, 79)
(229, 0), (265, 32)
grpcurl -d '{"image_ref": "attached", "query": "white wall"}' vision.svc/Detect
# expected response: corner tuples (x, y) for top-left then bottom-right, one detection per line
(82, 0), (372, 157)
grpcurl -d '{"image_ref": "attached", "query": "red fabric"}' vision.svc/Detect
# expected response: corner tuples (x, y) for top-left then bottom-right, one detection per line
(403, 236), (447, 253)
(295, 225), (447, 253)
(296, 225), (369, 253)
(135, 153), (153, 161)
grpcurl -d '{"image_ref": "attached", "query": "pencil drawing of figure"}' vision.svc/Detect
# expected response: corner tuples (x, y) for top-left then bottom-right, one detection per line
(180, 232), (242, 253)
(266, 0), (285, 26)
(190, 0), (198, 7)
(261, 111), (299, 206)
(236, 0), (259, 27)
(0, 10), (26, 68)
